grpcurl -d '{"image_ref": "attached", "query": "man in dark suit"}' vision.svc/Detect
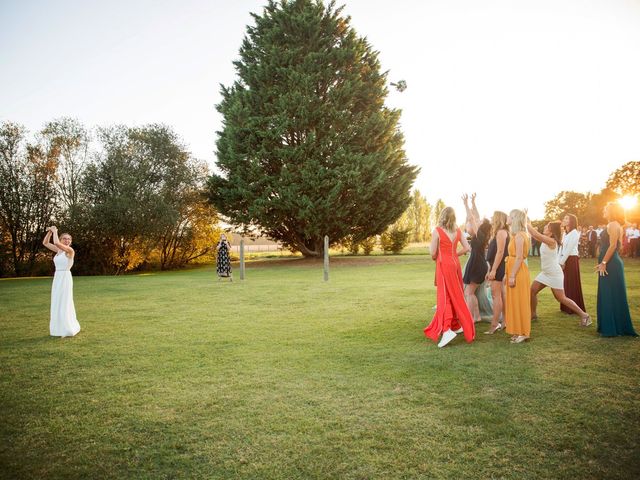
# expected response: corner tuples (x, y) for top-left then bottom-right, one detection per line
(587, 225), (598, 258)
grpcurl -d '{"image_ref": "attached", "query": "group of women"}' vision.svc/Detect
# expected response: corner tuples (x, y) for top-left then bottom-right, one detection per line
(42, 200), (637, 344)
(424, 197), (638, 348)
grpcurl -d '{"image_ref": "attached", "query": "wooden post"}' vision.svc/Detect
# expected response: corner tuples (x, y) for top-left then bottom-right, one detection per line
(240, 238), (245, 280)
(323, 235), (329, 281)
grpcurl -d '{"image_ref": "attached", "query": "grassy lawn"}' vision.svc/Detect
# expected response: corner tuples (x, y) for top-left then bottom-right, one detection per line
(1, 254), (639, 479)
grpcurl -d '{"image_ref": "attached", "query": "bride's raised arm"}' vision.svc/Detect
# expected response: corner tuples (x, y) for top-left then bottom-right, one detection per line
(42, 228), (59, 253)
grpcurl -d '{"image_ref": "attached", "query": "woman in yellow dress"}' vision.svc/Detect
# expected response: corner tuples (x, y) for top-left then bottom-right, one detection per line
(505, 209), (531, 343)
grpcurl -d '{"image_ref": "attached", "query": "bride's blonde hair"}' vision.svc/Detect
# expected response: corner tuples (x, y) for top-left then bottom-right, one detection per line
(438, 207), (457, 232)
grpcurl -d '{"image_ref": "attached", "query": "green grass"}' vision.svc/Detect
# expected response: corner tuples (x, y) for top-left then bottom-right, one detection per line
(1, 255), (639, 479)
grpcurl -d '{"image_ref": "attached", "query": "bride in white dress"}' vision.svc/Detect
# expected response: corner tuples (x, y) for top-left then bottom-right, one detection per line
(42, 226), (81, 337)
(526, 220), (591, 326)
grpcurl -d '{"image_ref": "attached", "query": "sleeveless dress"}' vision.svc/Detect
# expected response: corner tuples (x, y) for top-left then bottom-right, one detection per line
(424, 228), (475, 343)
(560, 229), (585, 314)
(50, 252), (80, 337)
(535, 243), (564, 289)
(216, 242), (232, 277)
(597, 229), (637, 337)
(505, 232), (531, 337)
(463, 230), (489, 285)
(486, 233), (509, 281)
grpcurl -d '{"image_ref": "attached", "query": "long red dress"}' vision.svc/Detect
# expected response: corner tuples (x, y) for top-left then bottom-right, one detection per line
(424, 228), (475, 343)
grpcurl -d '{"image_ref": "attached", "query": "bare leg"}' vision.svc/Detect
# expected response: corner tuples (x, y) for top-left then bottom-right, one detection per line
(530, 281), (546, 320)
(488, 280), (503, 329)
(551, 288), (588, 320)
(464, 283), (480, 322)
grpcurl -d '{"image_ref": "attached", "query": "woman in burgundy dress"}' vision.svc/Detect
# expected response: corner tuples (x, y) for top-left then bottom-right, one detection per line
(559, 213), (585, 315)
(424, 207), (475, 348)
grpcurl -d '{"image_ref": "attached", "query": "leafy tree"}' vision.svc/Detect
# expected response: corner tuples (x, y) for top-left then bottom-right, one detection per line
(158, 192), (222, 270)
(0, 122), (58, 276)
(582, 187), (619, 226)
(543, 191), (590, 222)
(208, 0), (418, 257)
(606, 161), (639, 196)
(360, 236), (376, 255)
(380, 225), (410, 254)
(41, 118), (91, 224)
(84, 125), (203, 273)
(406, 189), (431, 242)
(432, 199), (445, 228)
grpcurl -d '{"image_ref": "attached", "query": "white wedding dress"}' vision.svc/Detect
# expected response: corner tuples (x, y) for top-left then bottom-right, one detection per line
(50, 251), (80, 337)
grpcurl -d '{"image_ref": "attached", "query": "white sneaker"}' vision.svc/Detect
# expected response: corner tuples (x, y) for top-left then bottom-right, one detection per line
(437, 329), (457, 348)
(453, 328), (463, 334)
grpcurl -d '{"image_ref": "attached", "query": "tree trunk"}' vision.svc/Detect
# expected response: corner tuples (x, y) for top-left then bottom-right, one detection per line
(295, 239), (321, 258)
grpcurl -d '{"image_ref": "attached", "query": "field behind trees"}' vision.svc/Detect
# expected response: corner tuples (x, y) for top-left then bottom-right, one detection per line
(1, 255), (639, 479)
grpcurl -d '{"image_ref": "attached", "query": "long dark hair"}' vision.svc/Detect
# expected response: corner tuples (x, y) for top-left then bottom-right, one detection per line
(548, 221), (563, 246)
(477, 219), (492, 249)
(564, 213), (578, 232)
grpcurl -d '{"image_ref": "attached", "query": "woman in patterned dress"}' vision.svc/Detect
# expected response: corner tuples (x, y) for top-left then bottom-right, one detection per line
(216, 234), (233, 281)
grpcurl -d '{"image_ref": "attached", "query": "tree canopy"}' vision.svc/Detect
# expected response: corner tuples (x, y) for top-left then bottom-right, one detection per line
(208, 0), (419, 256)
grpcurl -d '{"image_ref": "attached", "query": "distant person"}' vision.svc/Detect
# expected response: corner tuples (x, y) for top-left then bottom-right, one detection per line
(530, 235), (541, 257)
(579, 226), (590, 258)
(587, 225), (598, 258)
(216, 234), (233, 281)
(596, 203), (637, 337)
(424, 207), (475, 348)
(558, 214), (586, 315)
(629, 223), (639, 258)
(461, 194), (491, 323)
(485, 211), (510, 335)
(505, 209), (531, 344)
(42, 226), (81, 337)
(527, 220), (591, 326)
(623, 224), (633, 257)
(595, 224), (606, 257)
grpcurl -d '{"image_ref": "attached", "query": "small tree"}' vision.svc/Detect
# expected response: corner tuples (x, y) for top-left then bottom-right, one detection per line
(380, 225), (410, 254)
(360, 236), (376, 255)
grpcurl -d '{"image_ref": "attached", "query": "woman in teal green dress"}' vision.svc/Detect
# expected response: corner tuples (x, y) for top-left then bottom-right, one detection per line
(595, 203), (637, 337)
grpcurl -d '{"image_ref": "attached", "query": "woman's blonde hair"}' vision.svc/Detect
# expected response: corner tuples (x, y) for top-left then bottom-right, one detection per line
(509, 209), (528, 234)
(491, 211), (508, 238)
(438, 207), (457, 232)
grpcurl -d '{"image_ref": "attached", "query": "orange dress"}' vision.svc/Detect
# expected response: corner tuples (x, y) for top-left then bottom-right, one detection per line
(505, 231), (531, 336)
(424, 228), (475, 343)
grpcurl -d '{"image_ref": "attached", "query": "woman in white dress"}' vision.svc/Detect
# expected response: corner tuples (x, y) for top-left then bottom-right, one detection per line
(526, 220), (591, 326)
(42, 226), (81, 337)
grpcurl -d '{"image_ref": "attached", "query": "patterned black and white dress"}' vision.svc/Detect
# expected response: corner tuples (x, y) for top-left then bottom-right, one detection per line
(216, 241), (232, 278)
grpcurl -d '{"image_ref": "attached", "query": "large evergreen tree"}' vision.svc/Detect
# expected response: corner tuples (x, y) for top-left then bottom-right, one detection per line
(208, 0), (419, 257)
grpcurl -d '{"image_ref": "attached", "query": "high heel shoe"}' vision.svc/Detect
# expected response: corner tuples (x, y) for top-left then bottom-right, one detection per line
(484, 324), (503, 335)
(581, 315), (592, 327)
(510, 335), (529, 344)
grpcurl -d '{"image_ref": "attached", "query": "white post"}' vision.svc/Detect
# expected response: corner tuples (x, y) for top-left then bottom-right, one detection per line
(323, 235), (329, 282)
(240, 238), (245, 280)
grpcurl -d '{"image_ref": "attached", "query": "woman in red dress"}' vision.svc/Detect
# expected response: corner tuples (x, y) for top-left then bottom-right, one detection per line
(424, 207), (476, 347)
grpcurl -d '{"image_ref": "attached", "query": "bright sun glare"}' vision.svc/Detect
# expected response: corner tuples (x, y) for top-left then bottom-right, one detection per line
(619, 195), (638, 210)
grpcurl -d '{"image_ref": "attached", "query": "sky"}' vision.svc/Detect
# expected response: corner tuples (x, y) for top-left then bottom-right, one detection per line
(1, 0), (639, 221)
